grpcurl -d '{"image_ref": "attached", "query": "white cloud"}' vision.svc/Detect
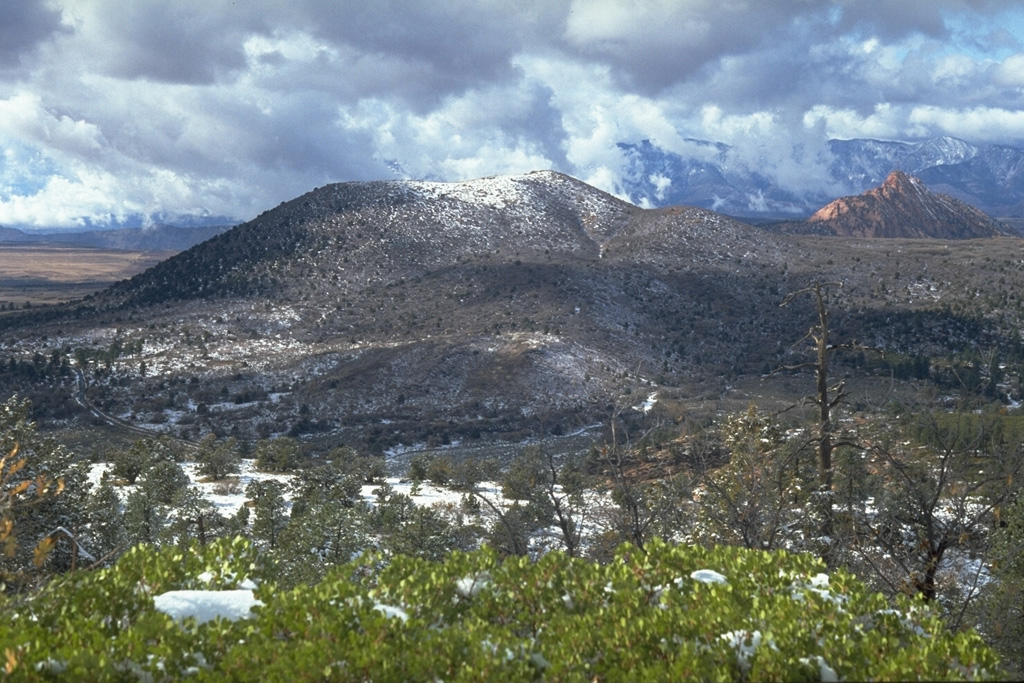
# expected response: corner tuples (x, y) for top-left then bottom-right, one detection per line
(0, 92), (105, 159)
(802, 104), (904, 140)
(0, 2), (1023, 227)
(994, 53), (1024, 86)
(932, 54), (981, 85)
(649, 174), (671, 201)
(697, 106), (778, 144)
(0, 169), (132, 228)
(908, 105), (1024, 142)
(337, 86), (554, 182)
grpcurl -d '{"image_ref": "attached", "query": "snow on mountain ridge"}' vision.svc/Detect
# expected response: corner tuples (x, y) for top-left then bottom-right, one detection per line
(393, 170), (636, 249)
(905, 136), (979, 169)
(404, 172), (554, 210)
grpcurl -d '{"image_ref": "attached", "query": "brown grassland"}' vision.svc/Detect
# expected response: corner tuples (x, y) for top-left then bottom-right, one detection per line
(0, 244), (174, 308)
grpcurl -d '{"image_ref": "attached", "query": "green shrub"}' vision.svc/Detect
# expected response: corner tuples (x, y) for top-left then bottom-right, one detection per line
(0, 537), (1001, 681)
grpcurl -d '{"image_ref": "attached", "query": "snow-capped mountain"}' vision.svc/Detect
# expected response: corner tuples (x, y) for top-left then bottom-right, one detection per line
(617, 136), (1024, 218)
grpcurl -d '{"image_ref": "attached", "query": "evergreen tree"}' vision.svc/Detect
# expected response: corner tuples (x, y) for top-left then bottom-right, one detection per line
(288, 459), (362, 517)
(275, 499), (369, 587)
(388, 505), (464, 561)
(195, 435), (241, 480)
(164, 487), (224, 548)
(253, 437), (302, 472)
(694, 406), (801, 552)
(863, 408), (1023, 604)
(219, 506), (248, 541)
(109, 439), (155, 485)
(498, 447), (588, 556)
(140, 459), (190, 506)
(80, 479), (126, 565)
(32, 459), (94, 574)
(123, 489), (166, 547)
(979, 494), (1024, 677)
(248, 480), (289, 549)
(1, 396), (77, 582)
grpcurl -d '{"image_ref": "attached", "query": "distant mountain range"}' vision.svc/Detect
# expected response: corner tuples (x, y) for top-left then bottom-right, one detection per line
(617, 136), (1024, 218)
(0, 224), (232, 251)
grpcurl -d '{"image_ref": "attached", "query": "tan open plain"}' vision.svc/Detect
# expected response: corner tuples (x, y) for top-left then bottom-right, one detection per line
(0, 244), (174, 306)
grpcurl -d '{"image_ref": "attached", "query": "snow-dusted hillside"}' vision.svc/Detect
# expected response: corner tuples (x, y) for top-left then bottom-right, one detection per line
(5, 167), (1024, 452)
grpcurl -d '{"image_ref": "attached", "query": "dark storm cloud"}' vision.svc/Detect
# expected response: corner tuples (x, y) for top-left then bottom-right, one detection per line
(560, 0), (818, 93)
(832, 0), (951, 39)
(517, 82), (572, 170)
(558, 0), (1024, 99)
(833, 0), (1022, 40)
(271, 0), (568, 109)
(77, 0), (568, 101)
(74, 2), (257, 84)
(0, 1), (67, 68)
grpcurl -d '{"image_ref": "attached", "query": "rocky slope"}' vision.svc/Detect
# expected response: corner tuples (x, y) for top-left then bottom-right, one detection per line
(802, 171), (1007, 239)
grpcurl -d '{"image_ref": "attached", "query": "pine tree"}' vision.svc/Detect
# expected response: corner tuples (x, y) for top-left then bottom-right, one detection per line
(288, 460), (362, 517)
(164, 487), (224, 548)
(1, 397), (73, 582)
(979, 495), (1024, 677)
(123, 489), (166, 547)
(141, 459), (190, 506)
(275, 499), (369, 587)
(195, 435), (241, 480)
(248, 480), (288, 549)
(109, 439), (154, 485)
(81, 480), (126, 565)
(694, 406), (799, 552)
(253, 437), (302, 472)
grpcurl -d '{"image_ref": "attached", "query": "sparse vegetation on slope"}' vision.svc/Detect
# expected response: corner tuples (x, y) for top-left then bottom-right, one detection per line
(4, 173), (1024, 450)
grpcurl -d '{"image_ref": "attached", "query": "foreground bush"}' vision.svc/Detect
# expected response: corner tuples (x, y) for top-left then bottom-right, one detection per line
(0, 537), (999, 681)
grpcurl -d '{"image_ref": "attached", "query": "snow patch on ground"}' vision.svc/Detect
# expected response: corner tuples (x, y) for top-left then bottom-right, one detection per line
(635, 391), (658, 413)
(153, 589), (262, 624)
(691, 569), (728, 584)
(182, 461), (294, 517)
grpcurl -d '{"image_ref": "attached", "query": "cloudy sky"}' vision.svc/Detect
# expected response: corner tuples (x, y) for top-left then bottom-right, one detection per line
(2, 0), (1024, 229)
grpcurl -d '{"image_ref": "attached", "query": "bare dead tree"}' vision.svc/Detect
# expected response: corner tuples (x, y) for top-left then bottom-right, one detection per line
(770, 281), (878, 566)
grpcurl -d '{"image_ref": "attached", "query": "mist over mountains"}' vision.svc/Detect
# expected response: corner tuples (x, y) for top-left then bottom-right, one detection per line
(616, 136), (1024, 218)
(0, 224), (232, 251)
